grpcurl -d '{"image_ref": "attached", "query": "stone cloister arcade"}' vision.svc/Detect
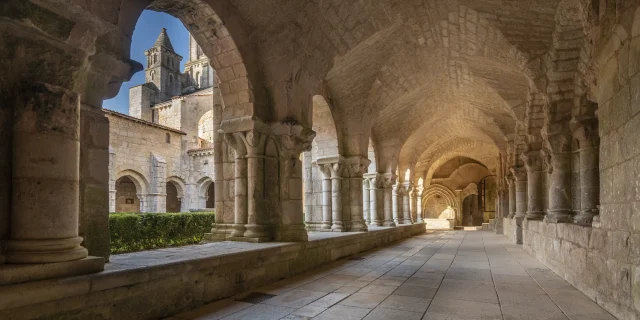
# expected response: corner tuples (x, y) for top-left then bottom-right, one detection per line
(0, 0), (639, 319)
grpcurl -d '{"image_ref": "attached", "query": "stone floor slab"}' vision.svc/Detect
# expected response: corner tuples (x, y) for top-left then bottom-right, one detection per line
(363, 306), (423, 320)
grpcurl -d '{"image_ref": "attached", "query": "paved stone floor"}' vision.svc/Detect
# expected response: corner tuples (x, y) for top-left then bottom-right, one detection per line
(167, 231), (615, 320)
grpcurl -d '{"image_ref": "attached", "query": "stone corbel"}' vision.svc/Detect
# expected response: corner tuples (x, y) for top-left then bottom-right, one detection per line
(520, 150), (545, 173)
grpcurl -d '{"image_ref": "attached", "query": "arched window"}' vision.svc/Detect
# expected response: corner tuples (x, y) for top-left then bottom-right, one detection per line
(195, 72), (200, 87)
(169, 74), (173, 83)
(153, 54), (157, 64)
(202, 66), (210, 87)
(150, 71), (155, 80)
(166, 133), (171, 144)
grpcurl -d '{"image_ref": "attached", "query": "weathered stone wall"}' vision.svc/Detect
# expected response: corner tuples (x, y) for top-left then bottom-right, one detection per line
(0, 224), (425, 320)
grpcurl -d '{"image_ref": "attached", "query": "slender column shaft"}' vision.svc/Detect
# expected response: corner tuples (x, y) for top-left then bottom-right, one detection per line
(331, 175), (343, 231)
(244, 154), (270, 239)
(417, 191), (424, 222)
(7, 83), (88, 263)
(575, 146), (599, 225)
(383, 186), (395, 227)
(402, 185), (412, 224)
(514, 179), (527, 219)
(392, 186), (400, 224)
(349, 176), (367, 231)
(546, 153), (572, 223)
(363, 180), (370, 224)
(231, 151), (248, 237)
(369, 184), (380, 226)
(508, 181), (516, 218)
(321, 170), (332, 230)
(526, 170), (545, 220)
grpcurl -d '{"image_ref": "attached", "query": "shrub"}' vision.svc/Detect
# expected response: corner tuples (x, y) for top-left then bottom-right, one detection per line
(109, 212), (215, 254)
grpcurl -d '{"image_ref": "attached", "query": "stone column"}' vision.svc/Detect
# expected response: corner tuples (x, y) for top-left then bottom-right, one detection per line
(226, 132), (249, 238)
(108, 146), (116, 213)
(303, 152), (313, 224)
(6, 83), (89, 263)
(364, 173), (381, 226)
(572, 118), (600, 225)
(392, 184), (401, 224)
(330, 163), (344, 232)
(402, 183), (413, 224)
(243, 131), (270, 240)
(319, 163), (333, 231)
(382, 173), (396, 227)
(416, 186), (424, 223)
(345, 156), (369, 231)
(522, 151), (545, 220)
(510, 166), (527, 244)
(506, 174), (516, 218)
(545, 142), (573, 223)
(208, 103), (229, 241)
(410, 189), (417, 222)
(363, 179), (370, 224)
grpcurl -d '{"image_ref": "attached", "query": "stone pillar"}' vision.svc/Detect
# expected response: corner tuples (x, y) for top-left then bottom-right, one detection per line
(392, 184), (401, 224)
(271, 122), (315, 242)
(545, 146), (573, 223)
(244, 131), (270, 240)
(510, 166), (527, 244)
(572, 118), (600, 225)
(345, 156), (369, 231)
(318, 163), (333, 231)
(303, 152), (313, 224)
(330, 163), (344, 232)
(416, 186), (424, 223)
(402, 183), (412, 224)
(364, 173), (381, 226)
(226, 132), (249, 238)
(410, 189), (417, 222)
(506, 174), (516, 218)
(381, 173), (396, 227)
(6, 83), (89, 264)
(208, 103), (229, 241)
(108, 147), (116, 213)
(147, 153), (167, 213)
(363, 179), (370, 224)
(522, 151), (545, 220)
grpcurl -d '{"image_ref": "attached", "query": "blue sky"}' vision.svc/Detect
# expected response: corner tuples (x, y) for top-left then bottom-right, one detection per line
(103, 11), (189, 114)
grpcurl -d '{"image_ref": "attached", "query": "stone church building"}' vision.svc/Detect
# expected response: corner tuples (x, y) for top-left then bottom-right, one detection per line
(3, 1), (640, 319)
(106, 29), (220, 213)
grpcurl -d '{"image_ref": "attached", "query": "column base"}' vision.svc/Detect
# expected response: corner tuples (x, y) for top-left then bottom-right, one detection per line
(320, 221), (332, 231)
(245, 224), (273, 240)
(574, 209), (598, 226)
(275, 224), (308, 242)
(5, 237), (88, 264)
(230, 224), (246, 237)
(382, 220), (396, 227)
(369, 220), (382, 227)
(331, 222), (344, 232)
(525, 211), (545, 220)
(401, 219), (413, 225)
(416, 218), (424, 223)
(348, 220), (368, 232)
(544, 210), (573, 223)
(203, 223), (233, 242)
(0, 256), (104, 286)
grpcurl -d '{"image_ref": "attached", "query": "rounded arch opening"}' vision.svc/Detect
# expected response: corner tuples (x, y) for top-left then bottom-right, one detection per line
(115, 176), (141, 213)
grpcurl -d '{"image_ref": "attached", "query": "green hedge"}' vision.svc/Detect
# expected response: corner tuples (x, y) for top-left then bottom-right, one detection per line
(109, 212), (215, 254)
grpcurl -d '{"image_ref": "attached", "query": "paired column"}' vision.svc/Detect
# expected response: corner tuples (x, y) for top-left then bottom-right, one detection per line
(6, 83), (89, 263)
(364, 173), (381, 227)
(506, 174), (516, 218)
(416, 185), (424, 223)
(545, 135), (573, 223)
(344, 156), (369, 231)
(392, 184), (402, 224)
(572, 118), (600, 225)
(510, 166), (527, 244)
(381, 173), (396, 227)
(319, 163), (333, 231)
(402, 183), (413, 224)
(522, 151), (545, 220)
(330, 163), (343, 232)
(363, 179), (370, 224)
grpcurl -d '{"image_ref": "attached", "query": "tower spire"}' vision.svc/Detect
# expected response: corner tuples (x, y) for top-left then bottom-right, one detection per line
(154, 28), (175, 52)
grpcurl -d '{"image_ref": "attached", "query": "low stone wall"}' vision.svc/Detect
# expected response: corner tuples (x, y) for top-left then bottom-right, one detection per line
(0, 224), (425, 320)
(503, 217), (523, 244)
(424, 219), (455, 230)
(523, 220), (639, 320)
(503, 218), (513, 242)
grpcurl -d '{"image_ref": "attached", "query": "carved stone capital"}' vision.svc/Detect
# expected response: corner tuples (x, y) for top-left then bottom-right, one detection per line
(380, 172), (397, 188)
(544, 132), (573, 154)
(510, 166), (527, 181)
(270, 120), (316, 158)
(363, 173), (380, 188)
(343, 155), (370, 178)
(521, 151), (545, 172)
(402, 182), (413, 193)
(570, 116), (599, 149)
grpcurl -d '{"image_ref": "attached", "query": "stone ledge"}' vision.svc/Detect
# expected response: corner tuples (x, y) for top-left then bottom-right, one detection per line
(0, 224), (425, 319)
(0, 256), (104, 286)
